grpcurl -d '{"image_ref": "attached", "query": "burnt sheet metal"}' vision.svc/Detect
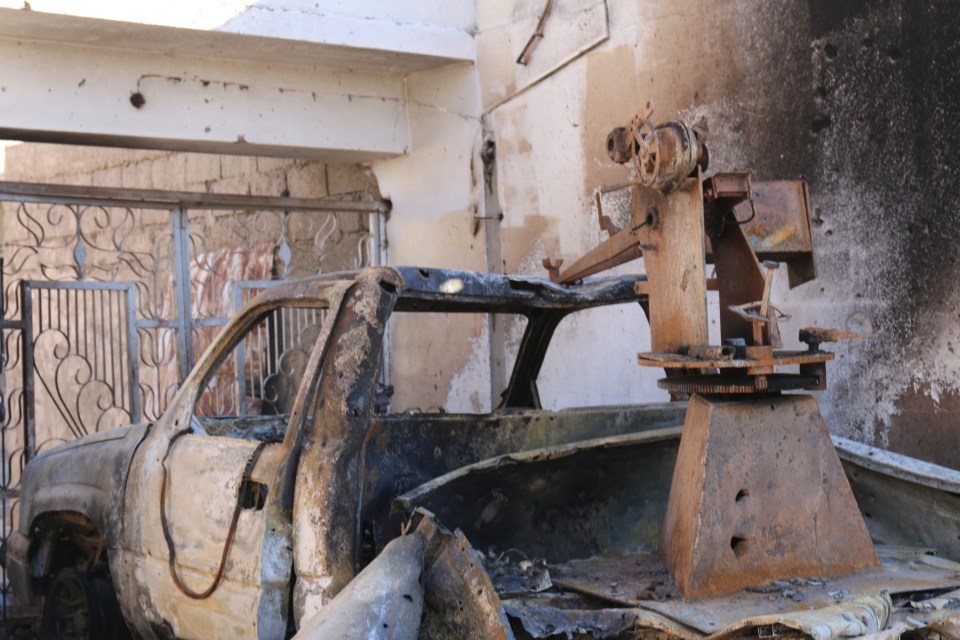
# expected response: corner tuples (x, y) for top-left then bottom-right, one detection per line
(362, 405), (685, 561)
(889, 588), (960, 639)
(393, 429), (682, 564)
(501, 558), (960, 640)
(503, 593), (701, 640)
(486, 555), (552, 599)
(546, 548), (960, 636)
(292, 532), (426, 639)
(702, 179), (816, 288)
(393, 266), (646, 314)
(726, 586), (960, 640)
(548, 552), (679, 605)
(413, 511), (515, 640)
(707, 593), (891, 640)
(295, 511), (516, 640)
(835, 435), (960, 561)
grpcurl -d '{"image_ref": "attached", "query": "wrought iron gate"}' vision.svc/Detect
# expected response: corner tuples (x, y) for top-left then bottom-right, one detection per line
(20, 281), (141, 457)
(0, 181), (387, 621)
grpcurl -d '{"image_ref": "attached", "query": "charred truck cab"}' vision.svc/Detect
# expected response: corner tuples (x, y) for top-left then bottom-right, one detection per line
(10, 103), (960, 640)
(6, 266), (680, 638)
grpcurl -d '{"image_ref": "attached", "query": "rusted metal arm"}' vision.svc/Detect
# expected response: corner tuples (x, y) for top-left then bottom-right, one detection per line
(516, 0), (554, 65)
(544, 225), (649, 285)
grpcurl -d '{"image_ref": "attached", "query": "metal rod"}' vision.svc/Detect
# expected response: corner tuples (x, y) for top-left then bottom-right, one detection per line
(234, 281), (247, 417)
(114, 290), (124, 416)
(171, 207), (195, 384)
(126, 284), (142, 422)
(20, 284), (36, 462)
(0, 181), (387, 214)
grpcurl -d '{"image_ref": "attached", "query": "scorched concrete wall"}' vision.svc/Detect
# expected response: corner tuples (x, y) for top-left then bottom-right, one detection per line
(456, 0), (960, 466)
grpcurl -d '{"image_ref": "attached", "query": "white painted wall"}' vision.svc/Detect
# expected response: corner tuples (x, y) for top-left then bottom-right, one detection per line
(0, 0), (474, 158)
(3, 0), (916, 434)
(0, 0), (475, 35)
(370, 61), (493, 412)
(370, 0), (682, 410)
(0, 37), (408, 161)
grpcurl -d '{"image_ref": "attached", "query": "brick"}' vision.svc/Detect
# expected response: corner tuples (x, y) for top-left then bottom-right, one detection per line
(256, 157), (293, 174)
(120, 160), (155, 190)
(337, 212), (369, 234)
(151, 155), (187, 191)
(327, 163), (378, 196)
(59, 173), (94, 186)
(209, 175), (252, 196)
(183, 153), (222, 185)
(286, 162), (327, 198)
(90, 166), (122, 188)
(4, 143), (165, 181)
(220, 154), (258, 179)
(245, 170), (287, 197)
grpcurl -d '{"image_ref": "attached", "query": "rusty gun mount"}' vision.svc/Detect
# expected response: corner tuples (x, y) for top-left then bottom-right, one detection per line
(606, 99), (707, 193)
(544, 101), (879, 598)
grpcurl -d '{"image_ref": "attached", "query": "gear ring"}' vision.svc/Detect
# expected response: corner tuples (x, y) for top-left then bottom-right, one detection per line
(657, 373), (820, 395)
(629, 115), (660, 186)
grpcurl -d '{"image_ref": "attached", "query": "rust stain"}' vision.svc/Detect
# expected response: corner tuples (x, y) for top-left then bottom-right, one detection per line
(501, 214), (560, 274)
(582, 45), (639, 196)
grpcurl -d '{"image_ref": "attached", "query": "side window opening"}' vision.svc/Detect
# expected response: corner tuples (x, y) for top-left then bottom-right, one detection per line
(192, 304), (327, 442)
(382, 312), (527, 415)
(537, 302), (668, 409)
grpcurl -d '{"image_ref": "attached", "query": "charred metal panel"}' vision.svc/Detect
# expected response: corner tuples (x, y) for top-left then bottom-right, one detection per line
(361, 404), (686, 561)
(837, 435), (960, 560)
(415, 514), (515, 640)
(112, 275), (360, 639)
(393, 267), (646, 313)
(18, 422), (150, 547)
(292, 533), (425, 639)
(292, 272), (398, 624)
(503, 593), (699, 640)
(394, 429), (681, 563)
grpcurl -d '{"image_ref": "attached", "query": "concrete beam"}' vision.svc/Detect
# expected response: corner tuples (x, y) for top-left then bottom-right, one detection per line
(0, 35), (410, 161)
(0, 5), (475, 73)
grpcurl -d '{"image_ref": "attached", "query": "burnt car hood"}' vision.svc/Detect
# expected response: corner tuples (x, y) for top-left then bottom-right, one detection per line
(18, 423), (151, 540)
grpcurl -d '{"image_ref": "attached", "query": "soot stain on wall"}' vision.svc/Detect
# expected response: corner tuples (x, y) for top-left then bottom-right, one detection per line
(721, 0), (960, 465)
(644, 0), (960, 464)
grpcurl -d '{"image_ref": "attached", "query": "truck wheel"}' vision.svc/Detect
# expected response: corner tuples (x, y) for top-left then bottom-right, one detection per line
(41, 568), (130, 640)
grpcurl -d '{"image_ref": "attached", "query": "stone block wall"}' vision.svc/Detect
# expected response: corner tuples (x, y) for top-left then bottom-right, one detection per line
(1, 142), (377, 198)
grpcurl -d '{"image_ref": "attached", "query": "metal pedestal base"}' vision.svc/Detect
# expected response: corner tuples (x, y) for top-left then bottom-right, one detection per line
(660, 393), (879, 597)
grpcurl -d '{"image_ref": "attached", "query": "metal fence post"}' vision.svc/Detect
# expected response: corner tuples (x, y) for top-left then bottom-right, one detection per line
(20, 284), (35, 462)
(171, 206), (195, 383)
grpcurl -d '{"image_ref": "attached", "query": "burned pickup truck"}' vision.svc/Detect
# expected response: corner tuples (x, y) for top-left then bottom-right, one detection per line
(11, 106), (960, 640)
(8, 264), (960, 640)
(4, 265), (686, 638)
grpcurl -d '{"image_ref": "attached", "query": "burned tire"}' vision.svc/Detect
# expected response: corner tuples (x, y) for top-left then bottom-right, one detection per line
(41, 568), (130, 640)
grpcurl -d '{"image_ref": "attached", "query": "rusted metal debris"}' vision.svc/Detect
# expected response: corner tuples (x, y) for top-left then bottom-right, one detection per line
(388, 428), (960, 640)
(292, 532), (426, 639)
(545, 102), (887, 599)
(298, 470), (960, 639)
(291, 419), (960, 638)
(800, 326), (875, 351)
(294, 509), (515, 639)
(606, 100), (707, 192)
